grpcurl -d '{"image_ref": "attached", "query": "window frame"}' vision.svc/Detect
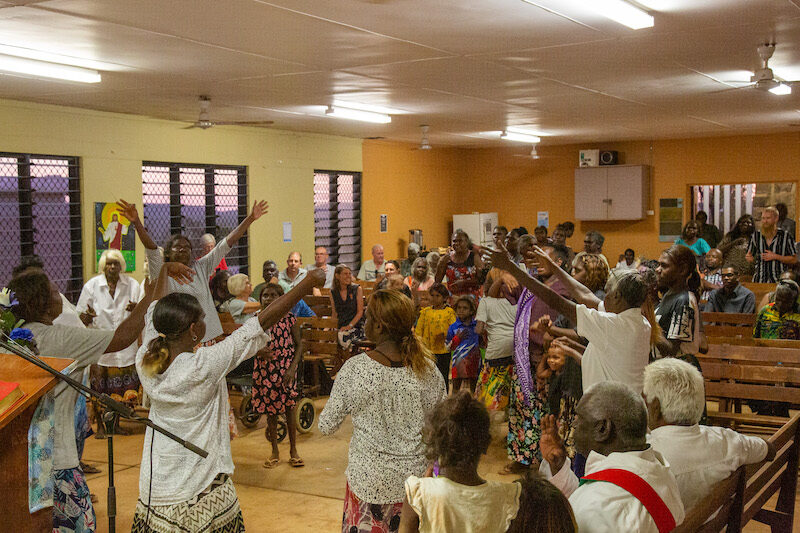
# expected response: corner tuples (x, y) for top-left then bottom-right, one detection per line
(313, 169), (362, 272)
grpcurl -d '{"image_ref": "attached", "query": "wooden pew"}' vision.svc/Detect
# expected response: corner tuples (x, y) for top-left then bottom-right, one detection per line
(698, 342), (800, 426)
(702, 312), (756, 326)
(673, 413), (800, 532)
(741, 282), (775, 307)
(673, 466), (746, 533)
(705, 336), (800, 349)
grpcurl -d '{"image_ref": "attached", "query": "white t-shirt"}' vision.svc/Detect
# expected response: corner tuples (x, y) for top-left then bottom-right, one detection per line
(475, 296), (516, 360)
(576, 303), (651, 394)
(77, 273), (143, 367)
(405, 476), (521, 533)
(147, 239), (230, 343)
(26, 322), (114, 470)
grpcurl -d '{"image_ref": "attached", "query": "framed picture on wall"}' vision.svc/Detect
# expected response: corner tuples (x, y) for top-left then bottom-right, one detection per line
(94, 202), (136, 272)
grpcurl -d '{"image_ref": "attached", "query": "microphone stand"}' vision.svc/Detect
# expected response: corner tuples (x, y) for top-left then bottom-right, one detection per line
(0, 337), (208, 533)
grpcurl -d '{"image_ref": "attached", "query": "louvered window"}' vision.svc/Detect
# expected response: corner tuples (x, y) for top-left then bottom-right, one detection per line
(142, 162), (248, 274)
(314, 170), (361, 271)
(0, 153), (82, 302)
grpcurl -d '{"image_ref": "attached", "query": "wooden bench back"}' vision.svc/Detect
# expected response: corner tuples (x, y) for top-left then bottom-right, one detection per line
(741, 282), (774, 305)
(705, 336), (800, 349)
(673, 466), (745, 533)
(702, 312), (757, 325)
(698, 343), (800, 409)
(297, 316), (345, 376)
(703, 325), (753, 338)
(303, 295), (333, 317)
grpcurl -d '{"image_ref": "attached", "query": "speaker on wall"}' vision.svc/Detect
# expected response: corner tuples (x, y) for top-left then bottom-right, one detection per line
(599, 150), (618, 165)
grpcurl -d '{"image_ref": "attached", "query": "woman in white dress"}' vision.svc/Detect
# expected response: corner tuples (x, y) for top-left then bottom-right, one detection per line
(131, 268), (325, 532)
(77, 248), (143, 437)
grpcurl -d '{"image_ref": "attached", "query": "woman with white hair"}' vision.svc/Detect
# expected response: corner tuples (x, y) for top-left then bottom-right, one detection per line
(77, 248), (143, 437)
(200, 233), (228, 276)
(220, 273), (261, 323)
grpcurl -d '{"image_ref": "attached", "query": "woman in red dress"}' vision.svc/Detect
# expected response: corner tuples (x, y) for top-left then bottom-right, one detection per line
(435, 229), (485, 302)
(251, 283), (305, 468)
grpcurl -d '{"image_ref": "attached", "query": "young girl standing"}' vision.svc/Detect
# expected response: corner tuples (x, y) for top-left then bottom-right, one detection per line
(399, 391), (521, 533)
(252, 283), (304, 469)
(447, 295), (481, 393)
(416, 283), (456, 389)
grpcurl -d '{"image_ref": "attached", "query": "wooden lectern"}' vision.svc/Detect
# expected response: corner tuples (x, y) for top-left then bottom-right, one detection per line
(0, 353), (74, 532)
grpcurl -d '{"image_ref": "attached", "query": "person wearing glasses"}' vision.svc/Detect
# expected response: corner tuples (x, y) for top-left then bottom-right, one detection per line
(703, 265), (755, 314)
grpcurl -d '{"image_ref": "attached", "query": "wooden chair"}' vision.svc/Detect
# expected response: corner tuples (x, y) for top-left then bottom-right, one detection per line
(303, 295), (332, 317)
(297, 316), (345, 396)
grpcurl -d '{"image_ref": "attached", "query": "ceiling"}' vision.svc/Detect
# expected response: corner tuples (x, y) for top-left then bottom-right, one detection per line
(2, 0), (800, 146)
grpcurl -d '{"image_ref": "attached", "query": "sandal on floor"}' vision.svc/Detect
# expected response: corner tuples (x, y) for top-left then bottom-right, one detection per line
(289, 457), (305, 468)
(263, 458), (280, 469)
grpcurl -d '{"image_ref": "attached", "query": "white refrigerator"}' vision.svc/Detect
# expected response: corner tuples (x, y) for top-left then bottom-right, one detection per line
(452, 212), (498, 247)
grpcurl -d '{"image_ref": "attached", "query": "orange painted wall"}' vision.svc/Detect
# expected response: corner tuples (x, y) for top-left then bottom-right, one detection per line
(458, 133), (800, 261)
(361, 140), (466, 260)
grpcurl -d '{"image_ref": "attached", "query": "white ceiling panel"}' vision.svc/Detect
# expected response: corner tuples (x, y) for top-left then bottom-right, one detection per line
(0, 0), (800, 145)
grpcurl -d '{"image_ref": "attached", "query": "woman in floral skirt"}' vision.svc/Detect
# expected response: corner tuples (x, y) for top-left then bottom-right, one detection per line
(252, 283), (305, 468)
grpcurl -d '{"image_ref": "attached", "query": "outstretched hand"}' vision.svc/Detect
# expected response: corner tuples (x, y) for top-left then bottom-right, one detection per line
(116, 199), (140, 225)
(163, 262), (195, 284)
(478, 242), (515, 273)
(308, 267), (327, 288)
(532, 245), (557, 267)
(250, 200), (269, 221)
(540, 414), (567, 474)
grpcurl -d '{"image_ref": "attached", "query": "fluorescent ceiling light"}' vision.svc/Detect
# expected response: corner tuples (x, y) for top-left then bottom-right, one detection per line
(332, 101), (407, 115)
(325, 105), (391, 124)
(769, 83), (792, 95)
(582, 0), (654, 29)
(507, 126), (548, 137)
(501, 131), (541, 143)
(0, 54), (101, 83)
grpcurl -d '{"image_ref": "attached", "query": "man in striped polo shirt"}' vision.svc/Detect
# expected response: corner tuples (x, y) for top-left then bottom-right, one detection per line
(746, 206), (797, 283)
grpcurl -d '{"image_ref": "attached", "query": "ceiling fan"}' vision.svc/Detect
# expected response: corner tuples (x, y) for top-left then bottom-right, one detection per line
(183, 96), (274, 129)
(716, 43), (796, 95)
(511, 145), (561, 160)
(409, 124), (432, 150)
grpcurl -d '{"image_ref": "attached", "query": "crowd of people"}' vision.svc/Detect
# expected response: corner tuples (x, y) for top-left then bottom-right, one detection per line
(6, 199), (798, 533)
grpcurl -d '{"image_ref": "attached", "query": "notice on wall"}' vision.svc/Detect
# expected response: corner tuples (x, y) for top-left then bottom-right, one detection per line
(283, 222), (292, 242)
(537, 211), (549, 228)
(95, 202), (135, 272)
(659, 198), (683, 242)
(380, 214), (388, 233)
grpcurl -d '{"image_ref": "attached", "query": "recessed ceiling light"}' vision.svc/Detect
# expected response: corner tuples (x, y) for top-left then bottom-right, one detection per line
(325, 105), (391, 124)
(0, 54), (101, 83)
(769, 83), (792, 96)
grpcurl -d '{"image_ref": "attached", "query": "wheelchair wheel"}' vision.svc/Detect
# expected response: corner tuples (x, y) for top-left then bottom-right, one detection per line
(295, 397), (315, 434)
(276, 419), (287, 442)
(238, 395), (261, 429)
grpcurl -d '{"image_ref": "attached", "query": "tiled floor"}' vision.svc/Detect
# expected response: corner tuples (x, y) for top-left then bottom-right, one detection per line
(82, 397), (800, 532)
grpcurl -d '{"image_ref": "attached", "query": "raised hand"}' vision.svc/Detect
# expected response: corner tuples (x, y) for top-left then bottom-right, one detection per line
(250, 200), (269, 221)
(308, 267), (327, 287)
(163, 262), (195, 284)
(531, 314), (552, 334)
(478, 241), (514, 273)
(80, 304), (97, 326)
(126, 301), (138, 312)
(115, 199), (140, 225)
(540, 414), (567, 474)
(532, 245), (557, 267)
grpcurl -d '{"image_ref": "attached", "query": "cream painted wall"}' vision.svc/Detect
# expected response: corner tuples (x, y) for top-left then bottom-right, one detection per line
(0, 99), (362, 282)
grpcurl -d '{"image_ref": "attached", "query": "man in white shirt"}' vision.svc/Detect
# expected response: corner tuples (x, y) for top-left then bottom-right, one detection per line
(643, 358), (772, 511)
(306, 246), (334, 290)
(278, 251), (307, 293)
(540, 381), (685, 533)
(358, 244), (385, 281)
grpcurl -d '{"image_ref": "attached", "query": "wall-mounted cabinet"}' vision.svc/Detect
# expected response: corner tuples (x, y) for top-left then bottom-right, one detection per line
(574, 165), (649, 221)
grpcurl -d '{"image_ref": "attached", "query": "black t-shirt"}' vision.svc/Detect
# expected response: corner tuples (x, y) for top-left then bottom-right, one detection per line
(655, 290), (700, 354)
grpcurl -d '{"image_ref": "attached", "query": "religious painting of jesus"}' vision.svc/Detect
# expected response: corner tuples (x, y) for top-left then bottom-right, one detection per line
(95, 201), (136, 272)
